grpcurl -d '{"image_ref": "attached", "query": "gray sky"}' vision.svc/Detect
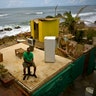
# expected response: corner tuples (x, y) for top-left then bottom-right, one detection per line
(0, 0), (96, 8)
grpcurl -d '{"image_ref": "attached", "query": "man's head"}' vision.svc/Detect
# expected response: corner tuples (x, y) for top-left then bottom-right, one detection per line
(27, 47), (31, 53)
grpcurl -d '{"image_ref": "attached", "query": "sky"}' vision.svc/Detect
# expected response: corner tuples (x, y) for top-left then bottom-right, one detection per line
(0, 0), (96, 8)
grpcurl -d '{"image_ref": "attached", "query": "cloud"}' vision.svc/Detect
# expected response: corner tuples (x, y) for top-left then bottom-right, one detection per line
(7, 0), (24, 8)
(69, 0), (85, 5)
(44, 0), (49, 4)
(0, 0), (95, 8)
(44, 0), (51, 4)
(72, 0), (85, 2)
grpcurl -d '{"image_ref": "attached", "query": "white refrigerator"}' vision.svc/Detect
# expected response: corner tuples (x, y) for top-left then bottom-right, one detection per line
(44, 36), (56, 63)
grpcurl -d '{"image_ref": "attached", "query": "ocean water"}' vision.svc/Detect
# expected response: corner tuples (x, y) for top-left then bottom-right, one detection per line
(0, 5), (96, 39)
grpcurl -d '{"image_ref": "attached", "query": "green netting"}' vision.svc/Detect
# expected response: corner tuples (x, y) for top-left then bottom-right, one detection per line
(31, 48), (95, 96)
(71, 55), (85, 80)
(87, 47), (96, 75)
(94, 47), (96, 70)
(32, 55), (86, 96)
(32, 65), (73, 96)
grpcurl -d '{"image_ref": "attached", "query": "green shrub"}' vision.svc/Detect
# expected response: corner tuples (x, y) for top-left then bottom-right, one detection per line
(86, 29), (96, 40)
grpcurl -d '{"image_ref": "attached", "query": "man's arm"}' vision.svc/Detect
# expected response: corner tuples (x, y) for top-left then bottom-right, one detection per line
(24, 58), (33, 64)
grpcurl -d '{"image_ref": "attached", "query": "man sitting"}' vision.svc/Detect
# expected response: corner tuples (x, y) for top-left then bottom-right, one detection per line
(22, 47), (37, 78)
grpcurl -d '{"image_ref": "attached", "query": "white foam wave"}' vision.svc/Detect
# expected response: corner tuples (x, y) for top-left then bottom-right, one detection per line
(0, 14), (8, 17)
(72, 12), (96, 17)
(72, 11), (96, 26)
(25, 13), (31, 15)
(0, 25), (30, 39)
(82, 16), (96, 26)
(36, 12), (43, 14)
(25, 11), (43, 15)
(79, 12), (96, 17)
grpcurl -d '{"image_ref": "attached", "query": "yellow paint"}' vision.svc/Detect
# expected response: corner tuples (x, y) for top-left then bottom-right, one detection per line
(30, 18), (59, 42)
(30, 20), (34, 37)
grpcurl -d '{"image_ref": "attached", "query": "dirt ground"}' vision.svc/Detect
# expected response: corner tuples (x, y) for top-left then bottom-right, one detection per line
(59, 70), (96, 96)
(0, 32), (44, 50)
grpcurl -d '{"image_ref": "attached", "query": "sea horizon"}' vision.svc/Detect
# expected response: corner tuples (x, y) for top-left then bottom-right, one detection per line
(0, 5), (96, 39)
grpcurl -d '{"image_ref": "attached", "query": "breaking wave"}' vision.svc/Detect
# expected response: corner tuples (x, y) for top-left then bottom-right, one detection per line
(0, 13), (8, 17)
(25, 11), (44, 15)
(0, 25), (30, 39)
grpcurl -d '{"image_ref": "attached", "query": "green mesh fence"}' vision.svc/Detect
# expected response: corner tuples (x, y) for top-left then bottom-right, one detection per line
(94, 47), (96, 70)
(71, 55), (85, 80)
(31, 48), (95, 96)
(32, 65), (73, 96)
(87, 47), (96, 75)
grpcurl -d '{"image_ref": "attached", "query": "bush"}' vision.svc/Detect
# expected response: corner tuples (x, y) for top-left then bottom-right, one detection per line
(75, 30), (84, 43)
(86, 29), (96, 40)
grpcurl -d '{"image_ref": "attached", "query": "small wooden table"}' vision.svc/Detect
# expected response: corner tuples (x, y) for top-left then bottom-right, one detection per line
(15, 48), (25, 59)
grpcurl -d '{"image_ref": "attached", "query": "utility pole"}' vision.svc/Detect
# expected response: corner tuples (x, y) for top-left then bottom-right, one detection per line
(55, 5), (58, 17)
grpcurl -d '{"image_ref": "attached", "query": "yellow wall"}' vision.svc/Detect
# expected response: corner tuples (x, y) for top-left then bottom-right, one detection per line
(30, 18), (59, 42)
(30, 20), (34, 37)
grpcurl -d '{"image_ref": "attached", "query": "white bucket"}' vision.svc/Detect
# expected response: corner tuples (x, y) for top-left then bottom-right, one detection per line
(85, 87), (94, 96)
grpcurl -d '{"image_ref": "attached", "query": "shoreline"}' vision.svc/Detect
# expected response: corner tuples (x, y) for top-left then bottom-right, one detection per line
(0, 25), (96, 50)
(0, 32), (31, 49)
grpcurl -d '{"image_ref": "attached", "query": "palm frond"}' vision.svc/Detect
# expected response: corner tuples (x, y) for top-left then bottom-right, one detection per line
(75, 5), (88, 18)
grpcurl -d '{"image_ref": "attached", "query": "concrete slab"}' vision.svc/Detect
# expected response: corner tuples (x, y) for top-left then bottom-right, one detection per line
(0, 43), (72, 93)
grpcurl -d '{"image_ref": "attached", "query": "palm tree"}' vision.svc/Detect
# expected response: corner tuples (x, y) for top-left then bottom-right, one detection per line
(62, 11), (77, 35)
(61, 6), (88, 36)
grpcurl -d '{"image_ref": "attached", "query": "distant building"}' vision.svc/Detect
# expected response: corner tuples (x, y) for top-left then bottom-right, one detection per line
(30, 18), (59, 42)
